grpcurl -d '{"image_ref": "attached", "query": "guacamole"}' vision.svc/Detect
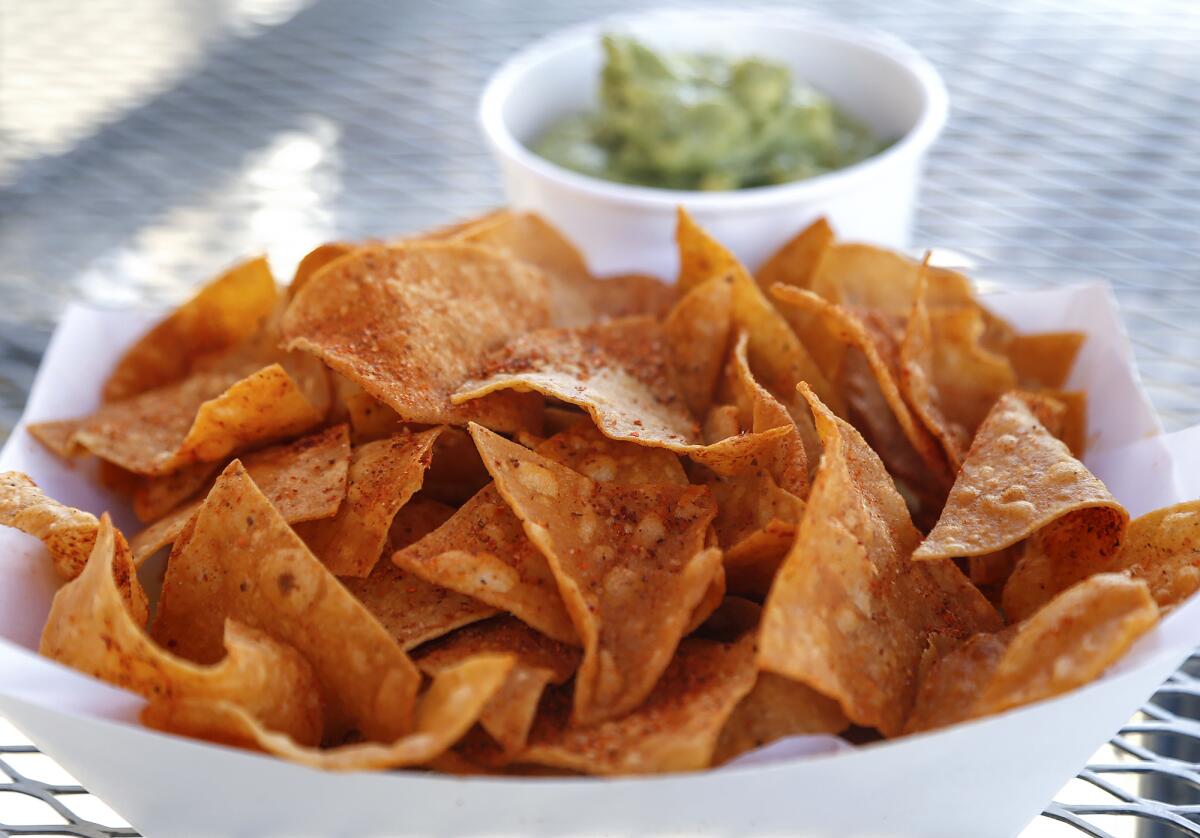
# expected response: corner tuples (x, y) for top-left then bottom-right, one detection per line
(534, 35), (888, 191)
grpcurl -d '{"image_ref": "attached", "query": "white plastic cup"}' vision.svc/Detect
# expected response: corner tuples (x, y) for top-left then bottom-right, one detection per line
(479, 8), (948, 279)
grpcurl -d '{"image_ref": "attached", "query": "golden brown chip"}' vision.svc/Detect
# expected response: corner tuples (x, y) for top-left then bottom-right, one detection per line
(290, 242), (355, 298)
(759, 383), (1001, 736)
(51, 364), (323, 475)
(1039, 389), (1088, 458)
(333, 376), (407, 442)
(520, 633), (757, 775)
(144, 654), (513, 771)
(470, 423), (721, 725)
(534, 418), (687, 485)
(1007, 331), (1086, 390)
(755, 217), (835, 294)
(0, 472), (148, 624)
(773, 285), (951, 486)
(421, 426), (494, 505)
(132, 461), (222, 523)
(1109, 500), (1200, 610)
(103, 257), (278, 402)
(341, 561), (497, 650)
(294, 429), (441, 577)
(386, 497), (457, 551)
(415, 616), (580, 753)
(913, 392), (1127, 620)
(713, 672), (849, 764)
(906, 574), (1158, 733)
(151, 461), (421, 742)
(809, 243), (975, 316)
(41, 515), (321, 744)
(676, 209), (840, 415)
(129, 425), (351, 564)
(281, 242), (549, 433)
(393, 484), (577, 645)
(664, 277), (733, 417)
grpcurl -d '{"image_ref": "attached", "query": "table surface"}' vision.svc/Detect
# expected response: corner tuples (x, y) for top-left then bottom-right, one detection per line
(3, 0), (1200, 835)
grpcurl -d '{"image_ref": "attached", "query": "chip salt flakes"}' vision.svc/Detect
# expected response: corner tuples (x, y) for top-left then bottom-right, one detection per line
(664, 277), (733, 417)
(40, 364), (324, 476)
(759, 384), (1000, 736)
(913, 393), (1127, 620)
(755, 217), (835, 294)
(42, 516), (322, 744)
(281, 242), (549, 433)
(0, 473), (148, 625)
(144, 654), (514, 771)
(103, 256), (278, 402)
(714, 672), (849, 764)
(340, 562), (497, 650)
(294, 429), (441, 577)
(152, 461), (421, 742)
(1110, 500), (1200, 610)
(520, 633), (757, 775)
(415, 617), (580, 753)
(905, 574), (1158, 733)
(129, 425), (351, 564)
(676, 209), (840, 415)
(773, 285), (951, 485)
(470, 424), (722, 725)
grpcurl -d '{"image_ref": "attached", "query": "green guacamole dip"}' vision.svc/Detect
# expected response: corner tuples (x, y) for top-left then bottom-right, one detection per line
(533, 35), (889, 191)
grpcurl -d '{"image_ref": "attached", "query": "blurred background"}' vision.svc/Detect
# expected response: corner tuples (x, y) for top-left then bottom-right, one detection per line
(2, 0), (1200, 836)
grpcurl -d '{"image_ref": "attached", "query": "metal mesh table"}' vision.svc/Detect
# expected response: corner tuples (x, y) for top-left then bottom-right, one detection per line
(2, 0), (1200, 834)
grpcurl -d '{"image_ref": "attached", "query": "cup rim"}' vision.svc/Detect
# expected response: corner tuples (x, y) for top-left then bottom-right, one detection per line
(478, 7), (949, 210)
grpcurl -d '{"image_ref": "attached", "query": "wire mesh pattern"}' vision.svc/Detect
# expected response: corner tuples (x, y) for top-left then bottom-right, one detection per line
(2, 0), (1200, 834)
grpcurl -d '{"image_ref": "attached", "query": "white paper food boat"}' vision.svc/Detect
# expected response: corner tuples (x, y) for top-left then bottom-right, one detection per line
(1, 283), (1198, 837)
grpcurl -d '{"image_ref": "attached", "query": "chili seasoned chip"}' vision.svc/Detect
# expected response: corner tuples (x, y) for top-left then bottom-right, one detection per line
(129, 425), (351, 564)
(664, 277), (733, 417)
(1110, 500), (1200, 610)
(42, 515), (321, 744)
(520, 632), (757, 775)
(714, 672), (849, 764)
(144, 654), (514, 771)
(295, 429), (441, 577)
(906, 574), (1158, 733)
(759, 383), (1000, 736)
(152, 461), (421, 742)
(0, 473), (148, 624)
(755, 217), (835, 294)
(282, 242), (549, 433)
(1007, 331), (1085, 390)
(913, 392), (1127, 620)
(103, 256), (278, 402)
(470, 423), (722, 725)
(415, 616), (580, 754)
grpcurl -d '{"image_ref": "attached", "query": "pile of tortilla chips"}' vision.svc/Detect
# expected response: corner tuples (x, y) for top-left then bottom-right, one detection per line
(5, 208), (1198, 775)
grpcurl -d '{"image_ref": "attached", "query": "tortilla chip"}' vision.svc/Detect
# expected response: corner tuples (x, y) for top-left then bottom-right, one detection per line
(535, 418), (687, 485)
(60, 363), (323, 475)
(331, 376), (407, 442)
(714, 672), (849, 764)
(132, 461), (222, 523)
(723, 523), (797, 599)
(290, 242), (355, 298)
(906, 574), (1158, 733)
(294, 429), (441, 577)
(774, 285), (951, 486)
(144, 654), (513, 771)
(1109, 500), (1200, 610)
(520, 633), (757, 775)
(422, 426), (494, 505)
(664, 277), (733, 417)
(759, 384), (1001, 736)
(341, 560), (497, 650)
(1007, 331), (1085, 390)
(103, 257), (278, 402)
(129, 425), (351, 564)
(703, 404), (741, 444)
(25, 419), (83, 459)
(470, 423), (721, 724)
(151, 461), (421, 742)
(281, 242), (549, 433)
(387, 497), (457, 550)
(415, 616), (580, 753)
(676, 209), (840, 416)
(41, 515), (321, 744)
(913, 393), (1127, 619)
(755, 217), (835, 293)
(0, 473), (148, 624)
(1039, 389), (1088, 458)
(809, 243), (975, 315)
